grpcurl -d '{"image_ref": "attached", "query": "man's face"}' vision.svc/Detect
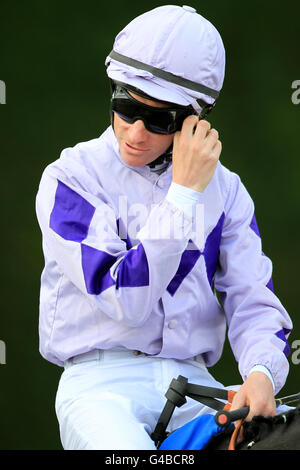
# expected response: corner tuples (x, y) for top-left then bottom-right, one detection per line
(113, 91), (175, 167)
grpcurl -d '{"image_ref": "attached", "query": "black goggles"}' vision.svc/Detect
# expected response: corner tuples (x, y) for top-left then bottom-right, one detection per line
(110, 82), (197, 134)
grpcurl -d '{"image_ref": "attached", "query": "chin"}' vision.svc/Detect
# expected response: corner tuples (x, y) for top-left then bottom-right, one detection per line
(121, 152), (156, 167)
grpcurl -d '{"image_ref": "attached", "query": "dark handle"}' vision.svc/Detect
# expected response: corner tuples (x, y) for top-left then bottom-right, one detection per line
(215, 406), (250, 427)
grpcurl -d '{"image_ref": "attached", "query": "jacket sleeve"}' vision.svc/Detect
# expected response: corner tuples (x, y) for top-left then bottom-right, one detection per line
(214, 172), (293, 394)
(36, 164), (194, 328)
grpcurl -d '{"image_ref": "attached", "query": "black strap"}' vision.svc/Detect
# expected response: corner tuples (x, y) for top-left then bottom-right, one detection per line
(186, 383), (229, 401)
(108, 50), (220, 100)
(151, 375), (187, 447)
(151, 375), (231, 447)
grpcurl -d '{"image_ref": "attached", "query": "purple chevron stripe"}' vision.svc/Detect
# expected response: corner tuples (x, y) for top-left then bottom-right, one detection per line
(167, 213), (225, 295)
(50, 180), (95, 242)
(167, 240), (201, 296)
(117, 243), (149, 287)
(204, 213), (225, 286)
(116, 218), (132, 250)
(250, 213), (260, 238)
(81, 244), (116, 294)
(266, 277), (274, 292)
(81, 242), (149, 294)
(275, 328), (292, 357)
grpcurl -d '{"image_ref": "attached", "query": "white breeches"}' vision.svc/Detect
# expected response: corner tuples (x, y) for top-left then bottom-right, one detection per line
(55, 347), (232, 450)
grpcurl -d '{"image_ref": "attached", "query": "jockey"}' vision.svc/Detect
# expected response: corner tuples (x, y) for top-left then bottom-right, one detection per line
(35, 5), (293, 450)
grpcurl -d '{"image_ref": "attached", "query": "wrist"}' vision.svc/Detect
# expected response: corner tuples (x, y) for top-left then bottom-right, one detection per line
(166, 182), (204, 215)
(247, 365), (275, 392)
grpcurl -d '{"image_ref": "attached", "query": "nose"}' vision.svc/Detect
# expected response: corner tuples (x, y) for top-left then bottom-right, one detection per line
(127, 119), (148, 142)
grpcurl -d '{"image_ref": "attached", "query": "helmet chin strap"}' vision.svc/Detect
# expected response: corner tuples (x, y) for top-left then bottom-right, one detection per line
(147, 143), (173, 169)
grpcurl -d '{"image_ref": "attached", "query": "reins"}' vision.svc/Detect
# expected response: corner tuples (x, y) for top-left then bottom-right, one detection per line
(151, 375), (243, 449)
(151, 375), (300, 450)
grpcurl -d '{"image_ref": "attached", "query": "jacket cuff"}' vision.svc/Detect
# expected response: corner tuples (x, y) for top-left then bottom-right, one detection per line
(247, 364), (275, 392)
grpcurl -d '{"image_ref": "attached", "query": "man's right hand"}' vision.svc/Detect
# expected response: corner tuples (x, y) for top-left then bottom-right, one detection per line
(172, 116), (222, 193)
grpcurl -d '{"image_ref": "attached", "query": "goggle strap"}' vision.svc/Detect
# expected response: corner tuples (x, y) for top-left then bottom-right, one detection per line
(108, 50), (220, 100)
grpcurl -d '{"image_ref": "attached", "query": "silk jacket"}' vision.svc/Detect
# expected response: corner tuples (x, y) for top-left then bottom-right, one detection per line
(35, 126), (292, 394)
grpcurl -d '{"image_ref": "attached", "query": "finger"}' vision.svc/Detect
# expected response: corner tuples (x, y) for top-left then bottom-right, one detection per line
(173, 130), (181, 146)
(193, 119), (211, 139)
(199, 130), (220, 157)
(229, 394), (249, 445)
(180, 115), (211, 139)
(179, 115), (199, 139)
(247, 399), (276, 421)
(204, 128), (219, 144)
(210, 140), (222, 160)
(230, 392), (248, 414)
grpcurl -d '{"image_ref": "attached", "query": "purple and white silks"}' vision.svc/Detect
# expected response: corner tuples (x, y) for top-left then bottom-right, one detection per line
(35, 126), (292, 394)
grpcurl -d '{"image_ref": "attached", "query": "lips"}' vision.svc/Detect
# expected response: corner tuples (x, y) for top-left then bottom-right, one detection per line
(126, 142), (148, 151)
(125, 142), (149, 154)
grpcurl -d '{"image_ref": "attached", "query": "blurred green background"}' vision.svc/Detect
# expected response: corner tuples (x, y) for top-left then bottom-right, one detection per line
(0, 0), (299, 450)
